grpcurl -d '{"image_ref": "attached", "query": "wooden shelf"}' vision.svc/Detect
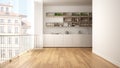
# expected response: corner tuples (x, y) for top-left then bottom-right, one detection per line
(46, 16), (90, 18)
(46, 12), (92, 27)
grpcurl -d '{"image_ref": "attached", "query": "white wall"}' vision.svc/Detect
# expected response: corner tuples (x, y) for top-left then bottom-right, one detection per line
(44, 5), (92, 34)
(93, 0), (120, 67)
(34, 0), (43, 48)
(44, 5), (92, 12)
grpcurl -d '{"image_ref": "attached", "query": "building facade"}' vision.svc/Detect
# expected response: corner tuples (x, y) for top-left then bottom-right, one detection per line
(0, 3), (30, 62)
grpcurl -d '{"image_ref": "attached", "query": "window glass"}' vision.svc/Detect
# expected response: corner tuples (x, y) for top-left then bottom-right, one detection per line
(15, 20), (18, 23)
(1, 7), (3, 12)
(8, 19), (11, 23)
(0, 19), (4, 23)
(15, 27), (18, 33)
(0, 26), (4, 33)
(9, 49), (12, 58)
(8, 37), (12, 44)
(6, 7), (9, 12)
(1, 49), (6, 58)
(15, 38), (18, 44)
(8, 26), (12, 33)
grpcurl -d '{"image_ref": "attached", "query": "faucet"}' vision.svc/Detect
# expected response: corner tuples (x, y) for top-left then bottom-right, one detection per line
(65, 31), (69, 34)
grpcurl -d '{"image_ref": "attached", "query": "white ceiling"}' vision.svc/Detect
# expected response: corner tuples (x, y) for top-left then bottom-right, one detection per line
(43, 0), (92, 6)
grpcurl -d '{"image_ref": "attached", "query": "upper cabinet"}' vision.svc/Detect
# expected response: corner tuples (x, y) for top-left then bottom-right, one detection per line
(46, 12), (92, 27)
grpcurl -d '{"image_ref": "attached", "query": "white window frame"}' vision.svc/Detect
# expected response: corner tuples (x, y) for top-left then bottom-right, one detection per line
(9, 49), (12, 58)
(1, 49), (6, 58)
(15, 38), (18, 44)
(8, 26), (12, 33)
(8, 37), (12, 44)
(8, 19), (11, 23)
(15, 20), (18, 23)
(0, 19), (4, 23)
(0, 26), (4, 33)
(1, 7), (3, 12)
(15, 27), (18, 33)
(0, 37), (2, 44)
(6, 7), (9, 12)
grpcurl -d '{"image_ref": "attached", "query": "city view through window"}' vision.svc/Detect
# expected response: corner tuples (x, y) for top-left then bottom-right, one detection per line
(0, 0), (34, 63)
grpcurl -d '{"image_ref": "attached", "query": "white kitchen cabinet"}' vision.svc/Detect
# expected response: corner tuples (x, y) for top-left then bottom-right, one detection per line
(44, 35), (54, 47)
(63, 35), (73, 47)
(72, 35), (92, 47)
(54, 35), (64, 47)
(44, 34), (92, 47)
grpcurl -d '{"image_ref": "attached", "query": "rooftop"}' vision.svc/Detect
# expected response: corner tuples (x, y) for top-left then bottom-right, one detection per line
(0, 12), (26, 17)
(0, 3), (13, 7)
(22, 20), (31, 29)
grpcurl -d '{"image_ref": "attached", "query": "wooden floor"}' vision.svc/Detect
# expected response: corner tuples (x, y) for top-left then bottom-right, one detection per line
(1, 48), (118, 68)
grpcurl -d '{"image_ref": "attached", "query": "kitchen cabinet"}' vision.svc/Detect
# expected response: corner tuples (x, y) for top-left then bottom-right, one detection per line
(44, 34), (92, 47)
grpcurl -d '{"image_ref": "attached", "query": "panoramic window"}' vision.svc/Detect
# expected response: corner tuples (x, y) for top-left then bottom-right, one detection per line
(0, 0), (34, 63)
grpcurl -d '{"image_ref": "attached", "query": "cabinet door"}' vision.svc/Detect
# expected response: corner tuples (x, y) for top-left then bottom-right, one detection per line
(63, 35), (73, 47)
(81, 35), (92, 47)
(72, 35), (81, 45)
(44, 35), (54, 47)
(54, 35), (64, 47)
(72, 35), (92, 47)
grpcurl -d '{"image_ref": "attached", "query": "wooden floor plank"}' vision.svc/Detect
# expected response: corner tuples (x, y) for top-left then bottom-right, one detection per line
(1, 48), (119, 68)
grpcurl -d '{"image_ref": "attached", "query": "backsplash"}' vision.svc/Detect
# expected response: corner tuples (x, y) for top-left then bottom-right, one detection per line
(44, 27), (92, 34)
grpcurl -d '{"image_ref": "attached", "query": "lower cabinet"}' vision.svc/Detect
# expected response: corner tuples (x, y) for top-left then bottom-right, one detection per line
(44, 34), (92, 47)
(72, 35), (92, 47)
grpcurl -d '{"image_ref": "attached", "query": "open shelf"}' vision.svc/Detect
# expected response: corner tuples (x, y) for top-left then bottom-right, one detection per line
(46, 12), (92, 27)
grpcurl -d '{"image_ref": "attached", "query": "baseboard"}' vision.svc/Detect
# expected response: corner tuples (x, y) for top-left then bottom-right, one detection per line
(44, 45), (92, 47)
(93, 51), (120, 67)
(32, 48), (43, 50)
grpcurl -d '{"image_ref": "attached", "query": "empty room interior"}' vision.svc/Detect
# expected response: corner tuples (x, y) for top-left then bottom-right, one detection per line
(0, 0), (120, 68)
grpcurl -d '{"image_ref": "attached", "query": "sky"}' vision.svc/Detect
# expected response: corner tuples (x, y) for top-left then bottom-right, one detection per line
(0, 0), (34, 34)
(0, 0), (27, 14)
